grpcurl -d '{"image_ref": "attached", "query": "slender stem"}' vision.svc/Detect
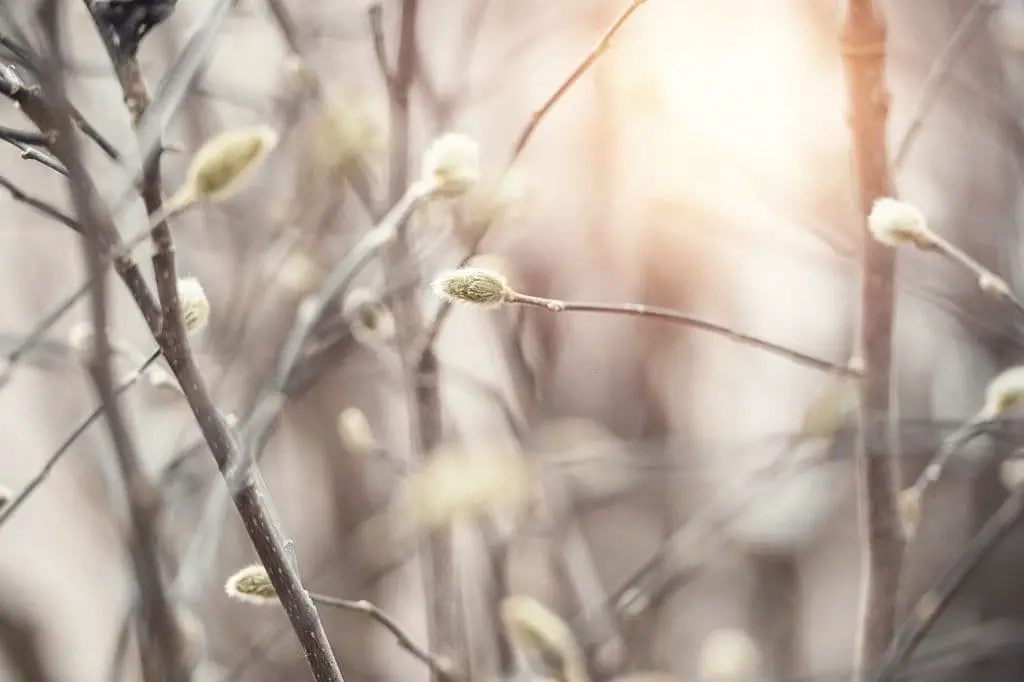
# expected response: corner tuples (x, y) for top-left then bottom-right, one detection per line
(0, 349), (161, 530)
(504, 291), (858, 377)
(840, 1), (905, 676)
(309, 592), (455, 680)
(875, 488), (1024, 681)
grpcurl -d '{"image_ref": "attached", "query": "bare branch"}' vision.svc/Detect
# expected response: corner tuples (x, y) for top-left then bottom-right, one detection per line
(839, 0), (904, 675)
(309, 592), (457, 681)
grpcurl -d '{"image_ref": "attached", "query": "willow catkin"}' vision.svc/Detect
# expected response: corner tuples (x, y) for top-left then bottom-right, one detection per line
(223, 564), (277, 605)
(165, 125), (279, 215)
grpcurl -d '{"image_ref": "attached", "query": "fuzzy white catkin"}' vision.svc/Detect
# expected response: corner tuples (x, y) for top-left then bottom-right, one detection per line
(168, 125), (279, 214)
(431, 267), (509, 307)
(981, 365), (1024, 420)
(67, 322), (97, 361)
(698, 629), (761, 680)
(421, 133), (481, 196)
(177, 277), (210, 334)
(867, 197), (934, 249)
(224, 564), (277, 605)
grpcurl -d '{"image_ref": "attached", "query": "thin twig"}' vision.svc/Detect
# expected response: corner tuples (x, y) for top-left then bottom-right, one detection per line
(839, 1), (905, 676)
(0, 130), (66, 174)
(503, 291), (859, 377)
(417, 0), (650, 357)
(309, 592), (456, 680)
(507, 0), (646, 163)
(874, 487), (1024, 681)
(892, 0), (999, 172)
(0, 125), (50, 146)
(0, 348), (160, 530)
(0, 174), (80, 232)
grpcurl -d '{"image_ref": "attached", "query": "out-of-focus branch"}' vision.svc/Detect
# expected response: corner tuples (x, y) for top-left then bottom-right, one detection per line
(0, 348), (161, 530)
(34, 4), (188, 682)
(0, 594), (57, 682)
(839, 1), (904, 676)
(892, 0), (999, 172)
(416, 0), (650, 359)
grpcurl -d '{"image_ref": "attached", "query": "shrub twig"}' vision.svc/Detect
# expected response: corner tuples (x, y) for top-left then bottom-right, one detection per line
(839, 0), (905, 675)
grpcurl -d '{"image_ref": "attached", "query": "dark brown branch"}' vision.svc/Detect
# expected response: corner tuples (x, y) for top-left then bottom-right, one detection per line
(839, 1), (905, 676)
(0, 125), (50, 146)
(80, 7), (346, 681)
(0, 173), (80, 232)
(0, 55), (162, 334)
(0, 130), (66, 174)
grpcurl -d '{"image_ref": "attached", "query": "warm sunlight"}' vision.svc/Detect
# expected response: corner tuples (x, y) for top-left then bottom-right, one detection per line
(617, 2), (838, 187)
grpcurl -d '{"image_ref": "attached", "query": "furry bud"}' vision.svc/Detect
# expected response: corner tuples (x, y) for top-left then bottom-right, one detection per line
(431, 267), (509, 307)
(177, 277), (210, 334)
(421, 133), (480, 196)
(867, 198), (937, 250)
(168, 125), (278, 213)
(501, 595), (586, 682)
(224, 564), (277, 605)
(698, 629), (761, 681)
(981, 365), (1024, 420)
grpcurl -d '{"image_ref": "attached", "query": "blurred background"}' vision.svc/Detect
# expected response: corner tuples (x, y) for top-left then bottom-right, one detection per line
(3, 0), (1024, 681)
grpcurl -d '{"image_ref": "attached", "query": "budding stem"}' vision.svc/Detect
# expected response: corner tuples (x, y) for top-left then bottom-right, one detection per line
(502, 290), (858, 377)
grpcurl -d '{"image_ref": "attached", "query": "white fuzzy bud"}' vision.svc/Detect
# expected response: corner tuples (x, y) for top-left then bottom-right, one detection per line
(224, 564), (277, 605)
(67, 322), (97, 362)
(698, 629), (761, 681)
(1000, 454), (1024, 491)
(501, 595), (586, 682)
(275, 252), (320, 294)
(337, 407), (375, 454)
(169, 125), (278, 213)
(980, 365), (1024, 420)
(867, 198), (936, 250)
(421, 133), (480, 196)
(431, 267), (510, 307)
(979, 272), (1012, 299)
(177, 277), (210, 334)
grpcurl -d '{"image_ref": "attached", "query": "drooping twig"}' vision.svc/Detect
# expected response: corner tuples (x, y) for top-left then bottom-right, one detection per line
(309, 592), (456, 681)
(839, 0), (905, 675)
(509, 293), (858, 377)
(433, 269), (860, 377)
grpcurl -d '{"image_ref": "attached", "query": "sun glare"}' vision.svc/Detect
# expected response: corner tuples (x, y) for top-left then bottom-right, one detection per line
(619, 4), (827, 183)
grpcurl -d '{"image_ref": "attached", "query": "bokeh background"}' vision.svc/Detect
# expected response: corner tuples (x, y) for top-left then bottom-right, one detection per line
(3, 1), (1024, 681)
